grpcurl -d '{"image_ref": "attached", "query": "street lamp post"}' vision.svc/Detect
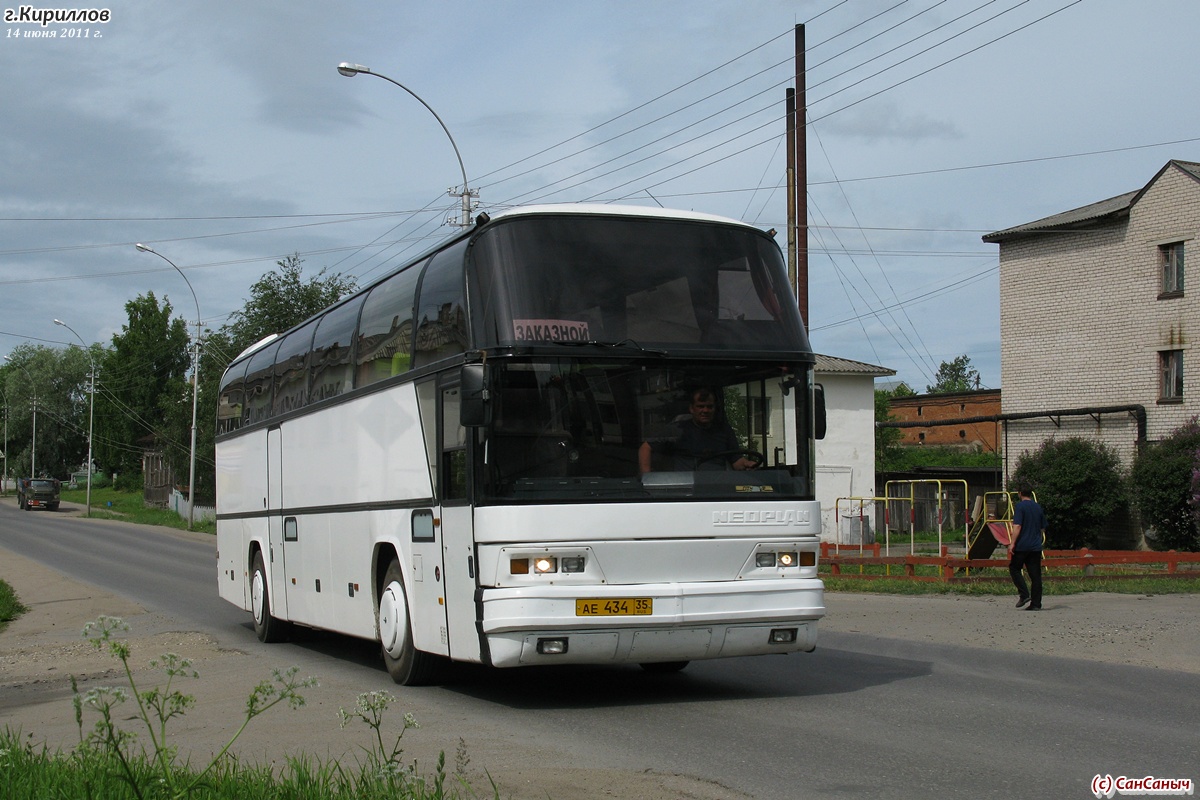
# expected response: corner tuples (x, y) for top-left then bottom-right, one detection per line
(336, 62), (476, 228)
(3, 355), (36, 479)
(135, 244), (201, 531)
(54, 319), (95, 517)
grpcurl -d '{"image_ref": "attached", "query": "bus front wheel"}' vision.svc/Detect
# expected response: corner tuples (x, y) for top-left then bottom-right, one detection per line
(251, 551), (290, 643)
(379, 560), (440, 685)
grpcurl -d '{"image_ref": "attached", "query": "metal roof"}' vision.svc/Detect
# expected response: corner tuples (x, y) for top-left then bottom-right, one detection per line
(982, 160), (1200, 243)
(815, 353), (895, 377)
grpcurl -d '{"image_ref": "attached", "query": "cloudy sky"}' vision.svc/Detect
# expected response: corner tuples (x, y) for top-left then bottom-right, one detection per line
(3, 0), (1198, 392)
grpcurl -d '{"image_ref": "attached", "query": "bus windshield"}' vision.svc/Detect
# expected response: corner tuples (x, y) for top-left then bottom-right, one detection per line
(470, 213), (810, 354)
(480, 357), (814, 503)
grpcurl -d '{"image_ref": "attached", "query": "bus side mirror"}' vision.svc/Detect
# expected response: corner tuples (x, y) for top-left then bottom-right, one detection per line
(461, 364), (490, 427)
(814, 383), (826, 440)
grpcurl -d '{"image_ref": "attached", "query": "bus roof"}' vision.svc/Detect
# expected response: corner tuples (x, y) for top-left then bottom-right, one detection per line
(484, 203), (762, 231)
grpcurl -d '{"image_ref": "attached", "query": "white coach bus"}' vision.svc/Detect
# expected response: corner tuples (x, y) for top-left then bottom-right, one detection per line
(215, 204), (826, 684)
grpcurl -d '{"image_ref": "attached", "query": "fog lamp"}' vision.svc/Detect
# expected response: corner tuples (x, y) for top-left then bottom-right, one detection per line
(756, 552), (777, 568)
(537, 638), (569, 655)
(534, 557), (557, 574)
(778, 552), (797, 567)
(561, 555), (586, 573)
(769, 628), (797, 644)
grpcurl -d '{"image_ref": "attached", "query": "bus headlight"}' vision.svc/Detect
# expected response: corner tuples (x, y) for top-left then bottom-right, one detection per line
(499, 547), (597, 585)
(748, 546), (817, 573)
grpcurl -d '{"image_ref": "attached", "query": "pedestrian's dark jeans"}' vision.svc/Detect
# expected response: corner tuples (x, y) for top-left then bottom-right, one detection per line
(1009, 550), (1042, 607)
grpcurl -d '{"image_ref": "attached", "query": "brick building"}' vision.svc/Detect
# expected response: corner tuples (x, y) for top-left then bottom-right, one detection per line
(887, 388), (1001, 452)
(983, 159), (1200, 476)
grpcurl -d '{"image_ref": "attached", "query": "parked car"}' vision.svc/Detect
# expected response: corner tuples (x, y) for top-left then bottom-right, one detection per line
(17, 477), (60, 511)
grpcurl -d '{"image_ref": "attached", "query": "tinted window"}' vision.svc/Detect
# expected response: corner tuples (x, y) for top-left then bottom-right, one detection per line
(217, 359), (249, 434)
(413, 239), (469, 369)
(243, 340), (281, 426)
(272, 319), (318, 416)
(470, 215), (808, 353)
(356, 261), (423, 387)
(309, 297), (362, 404)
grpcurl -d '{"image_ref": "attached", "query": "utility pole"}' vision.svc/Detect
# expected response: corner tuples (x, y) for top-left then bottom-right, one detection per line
(786, 87), (797, 299)
(795, 23), (809, 329)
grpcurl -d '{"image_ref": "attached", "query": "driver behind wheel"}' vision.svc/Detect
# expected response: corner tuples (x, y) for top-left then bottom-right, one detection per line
(638, 387), (759, 473)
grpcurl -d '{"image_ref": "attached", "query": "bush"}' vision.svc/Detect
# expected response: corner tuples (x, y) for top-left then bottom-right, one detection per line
(1009, 437), (1128, 549)
(112, 472), (142, 493)
(1131, 418), (1200, 552)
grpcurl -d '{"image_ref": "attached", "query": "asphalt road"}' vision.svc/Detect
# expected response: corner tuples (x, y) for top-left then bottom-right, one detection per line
(1, 500), (1196, 799)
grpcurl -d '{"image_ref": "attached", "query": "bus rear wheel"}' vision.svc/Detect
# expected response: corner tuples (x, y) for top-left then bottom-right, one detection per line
(379, 559), (440, 686)
(251, 551), (290, 643)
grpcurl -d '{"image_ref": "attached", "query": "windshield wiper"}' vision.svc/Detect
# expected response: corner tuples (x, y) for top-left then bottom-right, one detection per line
(554, 338), (667, 356)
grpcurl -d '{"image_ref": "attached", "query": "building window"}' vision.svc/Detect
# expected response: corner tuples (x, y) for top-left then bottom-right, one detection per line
(1160, 242), (1184, 296)
(1160, 350), (1184, 401)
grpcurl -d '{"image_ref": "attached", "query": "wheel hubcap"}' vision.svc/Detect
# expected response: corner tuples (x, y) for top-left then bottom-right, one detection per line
(252, 570), (265, 623)
(379, 581), (408, 658)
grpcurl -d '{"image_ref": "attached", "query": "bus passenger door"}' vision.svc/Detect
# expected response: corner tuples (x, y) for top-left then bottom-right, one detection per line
(410, 380), (451, 658)
(438, 383), (480, 662)
(266, 426), (289, 621)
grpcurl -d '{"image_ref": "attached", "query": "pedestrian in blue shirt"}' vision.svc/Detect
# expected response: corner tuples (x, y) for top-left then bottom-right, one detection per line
(1009, 484), (1047, 611)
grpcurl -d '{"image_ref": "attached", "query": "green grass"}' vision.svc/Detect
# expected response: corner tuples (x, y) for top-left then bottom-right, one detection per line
(58, 486), (215, 535)
(0, 734), (482, 800)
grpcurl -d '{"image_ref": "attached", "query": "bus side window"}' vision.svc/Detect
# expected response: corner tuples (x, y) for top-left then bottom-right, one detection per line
(272, 320), (317, 417)
(243, 341), (280, 426)
(217, 359), (248, 434)
(309, 296), (362, 405)
(355, 262), (422, 388)
(413, 240), (469, 371)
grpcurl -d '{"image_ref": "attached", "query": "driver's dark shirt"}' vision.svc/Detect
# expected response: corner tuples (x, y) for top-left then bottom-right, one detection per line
(671, 419), (739, 471)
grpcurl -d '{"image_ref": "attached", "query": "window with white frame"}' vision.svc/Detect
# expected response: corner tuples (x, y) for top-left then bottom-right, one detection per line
(1160, 349), (1184, 401)
(749, 396), (771, 436)
(1160, 242), (1184, 295)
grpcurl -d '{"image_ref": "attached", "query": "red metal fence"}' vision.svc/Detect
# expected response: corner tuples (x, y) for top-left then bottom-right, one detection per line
(820, 543), (1200, 583)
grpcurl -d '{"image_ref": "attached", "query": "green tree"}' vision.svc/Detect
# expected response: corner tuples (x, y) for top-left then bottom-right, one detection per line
(94, 292), (191, 478)
(225, 253), (357, 357)
(1, 343), (94, 479)
(926, 355), (981, 394)
(1009, 437), (1129, 549)
(1130, 418), (1200, 551)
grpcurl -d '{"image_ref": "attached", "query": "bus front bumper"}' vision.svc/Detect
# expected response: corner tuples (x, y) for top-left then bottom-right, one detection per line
(480, 578), (824, 668)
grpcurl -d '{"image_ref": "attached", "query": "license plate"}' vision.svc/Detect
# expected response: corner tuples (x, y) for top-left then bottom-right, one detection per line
(576, 598), (653, 616)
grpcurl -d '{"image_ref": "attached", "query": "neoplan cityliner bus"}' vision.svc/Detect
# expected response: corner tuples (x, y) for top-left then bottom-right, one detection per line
(215, 204), (826, 684)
